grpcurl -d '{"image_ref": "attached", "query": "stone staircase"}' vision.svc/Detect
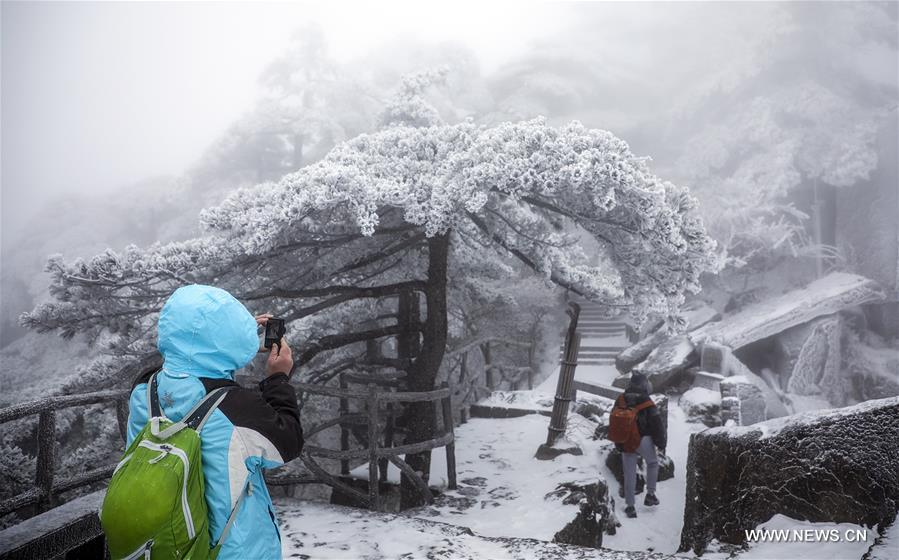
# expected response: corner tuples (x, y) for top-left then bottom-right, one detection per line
(561, 299), (631, 400)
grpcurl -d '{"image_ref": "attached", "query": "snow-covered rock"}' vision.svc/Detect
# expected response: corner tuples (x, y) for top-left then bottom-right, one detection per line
(719, 376), (767, 425)
(616, 329), (669, 374)
(844, 334), (899, 403)
(679, 387), (721, 427)
(547, 478), (614, 547)
(784, 315), (843, 398)
(679, 396), (899, 554)
(631, 335), (697, 391)
(616, 302), (719, 375)
(690, 272), (885, 351)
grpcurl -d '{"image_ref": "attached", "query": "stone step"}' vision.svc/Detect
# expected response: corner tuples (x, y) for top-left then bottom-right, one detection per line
(578, 360), (616, 366)
(560, 345), (624, 352)
(560, 350), (619, 357)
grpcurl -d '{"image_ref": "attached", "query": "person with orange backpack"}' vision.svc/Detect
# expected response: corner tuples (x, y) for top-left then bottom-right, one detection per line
(607, 372), (666, 519)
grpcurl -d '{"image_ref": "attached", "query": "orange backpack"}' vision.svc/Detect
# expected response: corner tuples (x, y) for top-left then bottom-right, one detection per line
(607, 395), (654, 452)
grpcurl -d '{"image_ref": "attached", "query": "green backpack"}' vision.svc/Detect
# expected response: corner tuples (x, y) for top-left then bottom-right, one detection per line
(101, 373), (243, 560)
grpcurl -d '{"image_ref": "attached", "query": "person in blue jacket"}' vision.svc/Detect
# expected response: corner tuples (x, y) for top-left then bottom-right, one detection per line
(126, 284), (304, 559)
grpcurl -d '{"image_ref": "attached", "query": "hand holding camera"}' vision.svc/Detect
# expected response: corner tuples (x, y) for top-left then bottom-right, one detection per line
(255, 314), (292, 377)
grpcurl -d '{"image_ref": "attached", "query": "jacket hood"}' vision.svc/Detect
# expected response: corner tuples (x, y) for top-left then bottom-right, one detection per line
(626, 372), (653, 397)
(157, 284), (259, 379)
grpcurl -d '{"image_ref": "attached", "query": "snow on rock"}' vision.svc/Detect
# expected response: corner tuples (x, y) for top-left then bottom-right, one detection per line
(616, 302), (720, 375)
(690, 272), (885, 351)
(548, 479), (615, 548)
(275, 500), (677, 559)
(679, 396), (899, 554)
(679, 387), (721, 427)
(616, 329), (669, 374)
(631, 335), (696, 391)
(844, 334), (899, 403)
(785, 315), (843, 399)
(472, 390), (615, 420)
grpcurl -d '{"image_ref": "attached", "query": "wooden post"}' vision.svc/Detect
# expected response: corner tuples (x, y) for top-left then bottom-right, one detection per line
(115, 398), (129, 442)
(366, 387), (380, 511)
(482, 342), (493, 389)
(35, 410), (56, 512)
(380, 403), (394, 483)
(339, 373), (349, 475)
(440, 382), (457, 490)
(543, 302), (581, 448)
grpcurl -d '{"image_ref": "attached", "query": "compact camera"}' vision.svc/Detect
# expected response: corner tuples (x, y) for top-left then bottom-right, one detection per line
(263, 318), (286, 351)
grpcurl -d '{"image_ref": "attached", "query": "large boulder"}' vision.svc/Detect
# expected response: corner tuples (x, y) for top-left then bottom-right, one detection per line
(679, 396), (899, 555)
(616, 329), (669, 374)
(617, 303), (721, 374)
(679, 387), (722, 427)
(785, 315), (843, 398)
(719, 377), (767, 425)
(690, 273), (885, 351)
(632, 335), (697, 391)
(844, 334), (899, 403)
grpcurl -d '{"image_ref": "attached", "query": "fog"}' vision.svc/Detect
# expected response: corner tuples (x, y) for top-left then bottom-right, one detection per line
(1, 0), (566, 241)
(1, 1), (896, 347)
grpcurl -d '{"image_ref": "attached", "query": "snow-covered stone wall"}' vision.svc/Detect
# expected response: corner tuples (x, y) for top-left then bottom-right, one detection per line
(678, 396), (899, 554)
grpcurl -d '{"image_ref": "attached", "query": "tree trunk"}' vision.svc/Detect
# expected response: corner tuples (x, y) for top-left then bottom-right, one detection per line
(481, 342), (493, 389)
(397, 290), (421, 362)
(400, 233), (449, 509)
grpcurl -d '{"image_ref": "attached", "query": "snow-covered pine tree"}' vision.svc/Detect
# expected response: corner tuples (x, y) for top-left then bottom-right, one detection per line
(22, 71), (718, 506)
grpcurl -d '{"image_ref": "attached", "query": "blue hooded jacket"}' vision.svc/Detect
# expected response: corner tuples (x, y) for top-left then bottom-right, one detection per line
(127, 284), (303, 560)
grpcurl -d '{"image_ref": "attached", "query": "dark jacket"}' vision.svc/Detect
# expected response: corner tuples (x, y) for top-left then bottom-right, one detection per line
(620, 389), (667, 451)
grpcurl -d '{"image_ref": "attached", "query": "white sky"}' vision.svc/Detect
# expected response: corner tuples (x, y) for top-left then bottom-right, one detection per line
(1, 0), (571, 241)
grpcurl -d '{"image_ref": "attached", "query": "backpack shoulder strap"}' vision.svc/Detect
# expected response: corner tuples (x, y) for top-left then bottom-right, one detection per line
(184, 387), (234, 432)
(147, 372), (163, 419)
(151, 386), (235, 440)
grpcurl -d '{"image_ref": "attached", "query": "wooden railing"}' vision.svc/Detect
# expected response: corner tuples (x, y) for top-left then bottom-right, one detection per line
(294, 379), (457, 511)
(0, 376), (458, 519)
(0, 390), (130, 517)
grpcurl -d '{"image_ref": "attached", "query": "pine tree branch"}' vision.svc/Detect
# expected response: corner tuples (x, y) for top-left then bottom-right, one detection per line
(293, 323), (423, 371)
(465, 211), (589, 298)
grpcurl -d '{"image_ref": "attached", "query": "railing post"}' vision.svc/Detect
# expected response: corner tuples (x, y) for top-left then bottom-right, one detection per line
(115, 397), (129, 442)
(440, 383), (457, 490)
(380, 402), (394, 483)
(366, 386), (380, 511)
(35, 409), (57, 512)
(339, 373), (349, 475)
(540, 302), (581, 452)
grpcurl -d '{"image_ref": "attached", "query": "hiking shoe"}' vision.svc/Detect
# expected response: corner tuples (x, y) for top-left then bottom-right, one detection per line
(644, 493), (660, 507)
(624, 505), (637, 518)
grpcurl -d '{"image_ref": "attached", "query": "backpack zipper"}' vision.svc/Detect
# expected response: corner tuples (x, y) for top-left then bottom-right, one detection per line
(112, 453), (132, 476)
(138, 440), (196, 539)
(121, 538), (153, 560)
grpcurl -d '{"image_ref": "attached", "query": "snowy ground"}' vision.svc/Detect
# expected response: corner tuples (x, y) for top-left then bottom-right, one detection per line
(276, 501), (674, 560)
(275, 361), (885, 559)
